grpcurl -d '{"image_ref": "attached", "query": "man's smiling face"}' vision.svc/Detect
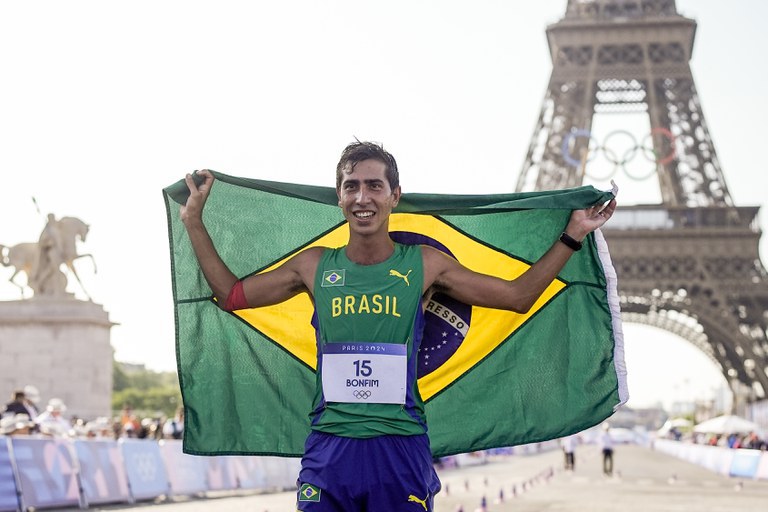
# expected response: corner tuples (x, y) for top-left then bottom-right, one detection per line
(337, 158), (401, 237)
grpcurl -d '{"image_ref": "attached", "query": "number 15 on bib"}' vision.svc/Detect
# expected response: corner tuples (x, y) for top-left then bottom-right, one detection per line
(321, 342), (407, 404)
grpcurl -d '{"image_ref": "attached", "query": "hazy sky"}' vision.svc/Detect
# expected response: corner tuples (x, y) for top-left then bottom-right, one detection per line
(1, 1), (765, 410)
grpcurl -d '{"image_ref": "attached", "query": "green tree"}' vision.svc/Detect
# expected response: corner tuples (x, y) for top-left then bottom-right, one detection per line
(113, 361), (131, 392)
(112, 361), (181, 418)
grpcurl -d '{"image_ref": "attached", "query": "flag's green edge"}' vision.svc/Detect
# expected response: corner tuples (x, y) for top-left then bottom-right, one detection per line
(162, 190), (189, 451)
(176, 297), (213, 305)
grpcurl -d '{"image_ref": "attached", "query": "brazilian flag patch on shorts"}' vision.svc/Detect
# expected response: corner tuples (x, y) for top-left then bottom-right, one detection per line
(299, 483), (321, 502)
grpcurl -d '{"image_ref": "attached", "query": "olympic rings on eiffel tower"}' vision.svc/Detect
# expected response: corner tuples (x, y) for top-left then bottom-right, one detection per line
(561, 127), (677, 181)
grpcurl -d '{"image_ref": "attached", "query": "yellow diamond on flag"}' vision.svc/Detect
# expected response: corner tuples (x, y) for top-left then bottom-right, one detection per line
(233, 213), (565, 401)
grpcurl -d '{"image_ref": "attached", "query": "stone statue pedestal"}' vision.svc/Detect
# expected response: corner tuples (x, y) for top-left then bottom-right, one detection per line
(0, 298), (116, 420)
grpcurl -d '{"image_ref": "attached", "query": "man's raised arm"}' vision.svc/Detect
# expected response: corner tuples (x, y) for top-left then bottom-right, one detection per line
(180, 170), (239, 304)
(180, 170), (319, 311)
(424, 198), (617, 313)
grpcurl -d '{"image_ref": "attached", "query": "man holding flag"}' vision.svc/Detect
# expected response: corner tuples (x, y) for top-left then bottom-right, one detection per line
(179, 140), (616, 512)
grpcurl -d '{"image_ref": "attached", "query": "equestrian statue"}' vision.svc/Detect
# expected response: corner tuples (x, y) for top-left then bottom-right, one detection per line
(0, 214), (96, 300)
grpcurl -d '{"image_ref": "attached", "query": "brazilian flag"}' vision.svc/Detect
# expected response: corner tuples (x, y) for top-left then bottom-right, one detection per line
(163, 171), (627, 457)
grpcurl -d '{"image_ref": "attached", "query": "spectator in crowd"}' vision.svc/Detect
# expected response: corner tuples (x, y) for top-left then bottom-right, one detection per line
(35, 398), (72, 437)
(121, 422), (137, 438)
(137, 417), (164, 440)
(150, 416), (166, 440)
(742, 431), (766, 450)
(4, 390), (36, 418)
(112, 417), (123, 439)
(162, 407), (184, 440)
(163, 406), (184, 440)
(22, 385), (41, 419)
(70, 417), (92, 438)
(0, 413), (36, 436)
(120, 404), (140, 433)
(83, 417), (116, 440)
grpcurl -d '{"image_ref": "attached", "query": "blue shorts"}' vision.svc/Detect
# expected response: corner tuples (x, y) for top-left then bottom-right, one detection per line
(296, 431), (441, 512)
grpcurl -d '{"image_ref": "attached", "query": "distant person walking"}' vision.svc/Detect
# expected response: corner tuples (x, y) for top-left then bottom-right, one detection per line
(561, 434), (576, 471)
(598, 423), (614, 476)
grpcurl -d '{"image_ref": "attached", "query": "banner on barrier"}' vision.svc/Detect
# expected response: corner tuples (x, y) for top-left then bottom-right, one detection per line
(120, 439), (170, 501)
(205, 456), (237, 491)
(0, 438), (20, 512)
(1, 436), (333, 510)
(159, 440), (208, 496)
(260, 457), (300, 490)
(706, 446), (733, 475)
(729, 450), (762, 478)
(756, 451), (768, 480)
(230, 456), (267, 490)
(687, 444), (706, 465)
(11, 437), (80, 510)
(655, 440), (768, 481)
(73, 439), (130, 505)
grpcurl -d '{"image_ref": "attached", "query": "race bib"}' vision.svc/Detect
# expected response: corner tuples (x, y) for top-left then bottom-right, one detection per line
(321, 342), (407, 404)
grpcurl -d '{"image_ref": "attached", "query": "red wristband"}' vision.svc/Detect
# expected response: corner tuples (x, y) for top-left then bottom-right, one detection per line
(223, 280), (248, 311)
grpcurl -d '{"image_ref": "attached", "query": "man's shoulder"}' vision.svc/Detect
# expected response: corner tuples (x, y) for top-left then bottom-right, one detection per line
(419, 244), (450, 267)
(294, 246), (328, 260)
(289, 246), (330, 274)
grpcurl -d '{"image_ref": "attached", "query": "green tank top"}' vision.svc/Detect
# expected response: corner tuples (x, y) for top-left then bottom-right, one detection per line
(310, 243), (428, 438)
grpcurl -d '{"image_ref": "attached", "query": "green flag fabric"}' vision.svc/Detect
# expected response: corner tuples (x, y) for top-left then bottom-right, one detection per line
(163, 171), (627, 458)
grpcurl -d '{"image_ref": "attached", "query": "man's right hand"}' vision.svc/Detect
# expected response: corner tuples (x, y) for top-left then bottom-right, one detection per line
(180, 169), (215, 225)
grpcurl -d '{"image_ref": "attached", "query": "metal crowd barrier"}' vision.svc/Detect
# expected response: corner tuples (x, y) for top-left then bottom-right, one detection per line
(0, 436), (300, 511)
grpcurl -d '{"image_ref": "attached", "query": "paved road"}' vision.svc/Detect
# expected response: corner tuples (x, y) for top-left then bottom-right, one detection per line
(52, 444), (768, 512)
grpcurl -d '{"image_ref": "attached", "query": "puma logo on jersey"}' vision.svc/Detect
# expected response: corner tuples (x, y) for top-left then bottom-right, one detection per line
(407, 494), (428, 510)
(389, 269), (412, 286)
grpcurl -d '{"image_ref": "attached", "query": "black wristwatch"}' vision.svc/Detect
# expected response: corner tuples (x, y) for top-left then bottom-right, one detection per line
(559, 232), (583, 251)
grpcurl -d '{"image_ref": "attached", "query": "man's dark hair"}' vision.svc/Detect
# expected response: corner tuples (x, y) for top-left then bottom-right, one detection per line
(336, 141), (399, 191)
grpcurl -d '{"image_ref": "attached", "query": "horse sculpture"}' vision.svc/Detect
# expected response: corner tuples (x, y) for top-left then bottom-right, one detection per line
(0, 216), (96, 300)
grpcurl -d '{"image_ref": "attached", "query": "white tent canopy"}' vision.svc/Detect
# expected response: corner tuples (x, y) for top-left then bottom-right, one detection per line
(657, 418), (692, 436)
(665, 418), (693, 429)
(693, 414), (759, 435)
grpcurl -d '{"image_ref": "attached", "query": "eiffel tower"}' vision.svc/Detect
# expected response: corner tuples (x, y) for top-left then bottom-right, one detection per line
(516, 0), (768, 408)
